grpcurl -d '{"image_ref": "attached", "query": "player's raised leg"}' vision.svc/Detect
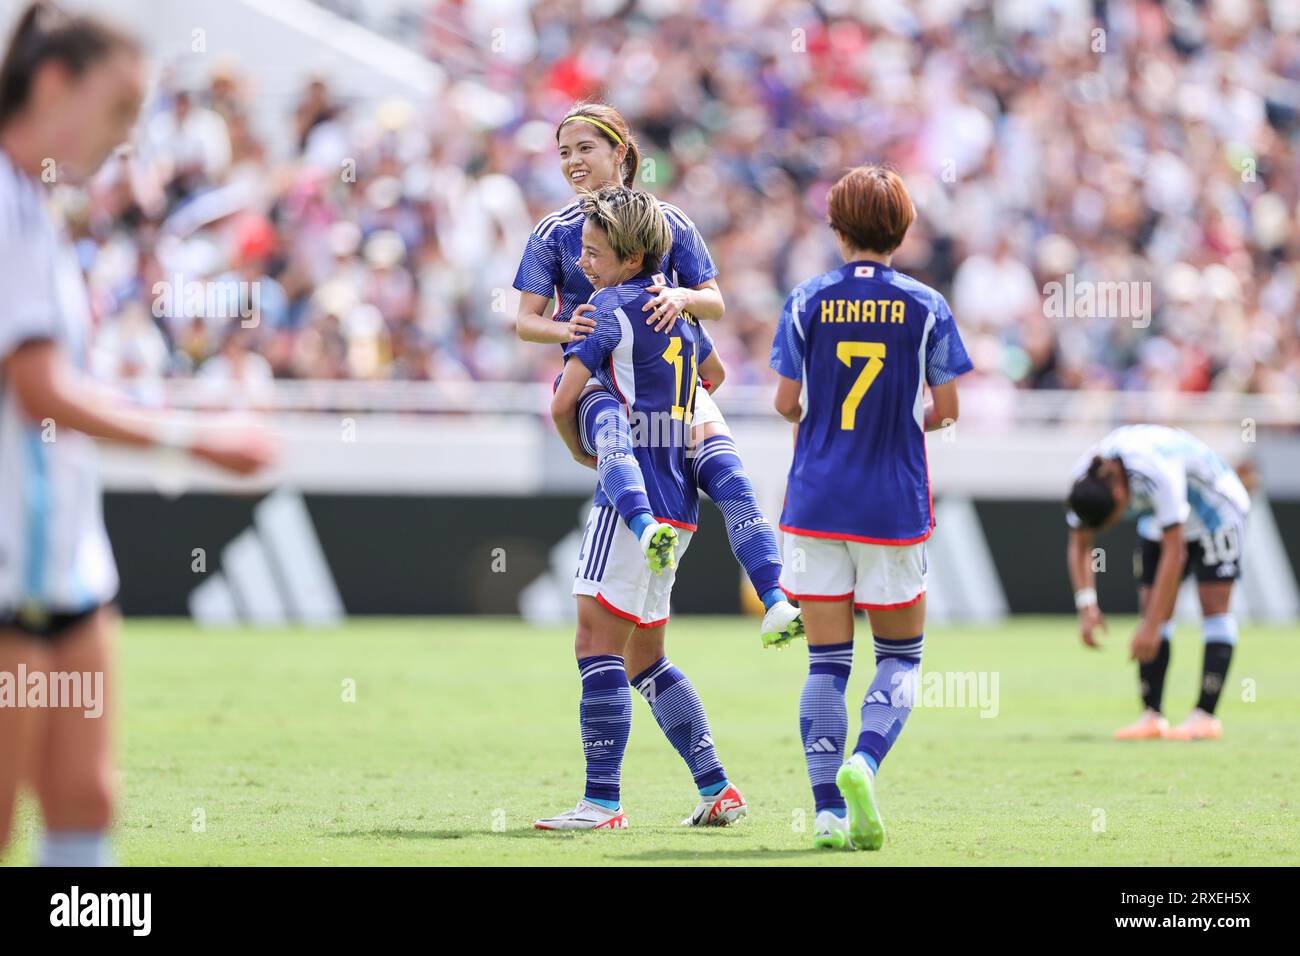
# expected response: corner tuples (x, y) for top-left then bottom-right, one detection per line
(625, 624), (747, 827)
(30, 609), (117, 865)
(1168, 580), (1235, 740)
(535, 594), (634, 831)
(580, 386), (677, 573)
(690, 413), (801, 645)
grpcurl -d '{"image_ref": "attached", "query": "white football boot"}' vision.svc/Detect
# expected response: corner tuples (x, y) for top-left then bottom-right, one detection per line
(639, 522), (679, 576)
(682, 783), (748, 826)
(761, 600), (805, 648)
(534, 799), (629, 831)
(812, 809), (853, 850)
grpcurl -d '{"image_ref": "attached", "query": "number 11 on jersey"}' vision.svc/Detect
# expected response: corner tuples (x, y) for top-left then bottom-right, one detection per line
(662, 335), (698, 421)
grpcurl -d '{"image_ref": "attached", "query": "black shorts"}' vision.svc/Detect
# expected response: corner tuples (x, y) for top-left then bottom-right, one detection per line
(1134, 525), (1244, 587)
(0, 603), (106, 642)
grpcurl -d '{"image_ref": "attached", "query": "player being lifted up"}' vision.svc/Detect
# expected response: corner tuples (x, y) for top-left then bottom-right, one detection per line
(513, 101), (802, 647)
(770, 166), (973, 851)
(537, 185), (746, 830)
(1065, 425), (1252, 741)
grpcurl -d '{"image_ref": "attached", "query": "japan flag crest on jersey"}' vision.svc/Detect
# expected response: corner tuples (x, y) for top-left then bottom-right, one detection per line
(854, 265), (875, 278)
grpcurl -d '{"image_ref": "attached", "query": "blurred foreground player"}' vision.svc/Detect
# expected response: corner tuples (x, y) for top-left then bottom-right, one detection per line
(538, 186), (745, 830)
(1065, 425), (1252, 741)
(770, 166), (972, 850)
(0, 2), (274, 865)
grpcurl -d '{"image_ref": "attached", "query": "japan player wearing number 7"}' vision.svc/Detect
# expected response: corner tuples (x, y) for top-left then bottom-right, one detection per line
(769, 165), (974, 851)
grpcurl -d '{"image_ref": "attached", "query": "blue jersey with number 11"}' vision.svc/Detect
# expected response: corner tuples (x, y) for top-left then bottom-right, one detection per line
(770, 260), (973, 544)
(568, 274), (713, 530)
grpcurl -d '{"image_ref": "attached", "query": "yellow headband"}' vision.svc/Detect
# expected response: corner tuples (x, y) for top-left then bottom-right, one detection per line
(560, 115), (625, 147)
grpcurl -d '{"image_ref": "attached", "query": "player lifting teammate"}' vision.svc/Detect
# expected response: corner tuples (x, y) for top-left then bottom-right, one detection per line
(513, 102), (802, 646)
(536, 185), (746, 830)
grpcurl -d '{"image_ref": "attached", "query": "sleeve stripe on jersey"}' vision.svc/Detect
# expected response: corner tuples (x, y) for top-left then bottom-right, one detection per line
(925, 313), (961, 385)
(536, 206), (584, 241)
(658, 202), (698, 235)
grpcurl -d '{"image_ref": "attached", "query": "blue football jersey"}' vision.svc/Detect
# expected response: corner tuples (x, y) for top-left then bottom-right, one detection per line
(513, 197), (719, 350)
(567, 275), (713, 529)
(770, 261), (973, 543)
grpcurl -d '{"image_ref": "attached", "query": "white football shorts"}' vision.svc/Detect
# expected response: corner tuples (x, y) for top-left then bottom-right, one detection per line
(573, 505), (694, 627)
(690, 386), (726, 429)
(780, 532), (926, 610)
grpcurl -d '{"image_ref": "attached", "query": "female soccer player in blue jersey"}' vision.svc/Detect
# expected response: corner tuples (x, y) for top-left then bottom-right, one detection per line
(1065, 425), (1252, 741)
(536, 186), (746, 830)
(513, 102), (802, 647)
(0, 3), (273, 866)
(770, 166), (973, 850)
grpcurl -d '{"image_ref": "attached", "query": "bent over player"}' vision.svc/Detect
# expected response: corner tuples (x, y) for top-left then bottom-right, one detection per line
(1065, 424), (1252, 741)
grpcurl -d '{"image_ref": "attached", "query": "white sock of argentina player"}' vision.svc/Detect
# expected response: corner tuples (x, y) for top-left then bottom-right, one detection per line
(852, 635), (924, 774)
(1196, 614), (1237, 715)
(629, 658), (730, 797)
(800, 641), (853, 815)
(38, 829), (113, 866)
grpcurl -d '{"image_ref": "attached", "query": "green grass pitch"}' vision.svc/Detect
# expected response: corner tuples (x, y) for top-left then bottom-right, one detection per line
(5, 616), (1297, 866)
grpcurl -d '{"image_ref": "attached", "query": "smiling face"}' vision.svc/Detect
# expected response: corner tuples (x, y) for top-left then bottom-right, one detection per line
(558, 120), (624, 193)
(577, 218), (640, 289)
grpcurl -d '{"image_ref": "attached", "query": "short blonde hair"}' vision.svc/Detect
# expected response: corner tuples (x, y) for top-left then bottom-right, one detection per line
(578, 185), (671, 270)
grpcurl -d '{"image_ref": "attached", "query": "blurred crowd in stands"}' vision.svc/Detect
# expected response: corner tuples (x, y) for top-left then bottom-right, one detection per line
(66, 0), (1300, 405)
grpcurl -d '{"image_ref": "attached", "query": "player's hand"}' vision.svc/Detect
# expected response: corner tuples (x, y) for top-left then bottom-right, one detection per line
(567, 303), (597, 342)
(570, 448), (597, 470)
(1128, 619), (1161, 663)
(190, 425), (277, 476)
(644, 284), (690, 332)
(1078, 604), (1106, 649)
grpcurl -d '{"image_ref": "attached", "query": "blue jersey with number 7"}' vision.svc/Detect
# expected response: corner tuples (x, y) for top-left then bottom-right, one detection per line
(769, 260), (973, 544)
(567, 273), (713, 530)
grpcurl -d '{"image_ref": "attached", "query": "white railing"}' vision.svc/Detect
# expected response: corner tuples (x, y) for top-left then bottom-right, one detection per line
(120, 379), (1300, 428)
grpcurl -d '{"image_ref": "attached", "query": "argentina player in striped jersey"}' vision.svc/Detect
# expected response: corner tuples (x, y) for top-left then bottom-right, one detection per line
(513, 102), (802, 648)
(536, 186), (747, 830)
(0, 2), (273, 867)
(770, 166), (973, 850)
(1065, 425), (1253, 741)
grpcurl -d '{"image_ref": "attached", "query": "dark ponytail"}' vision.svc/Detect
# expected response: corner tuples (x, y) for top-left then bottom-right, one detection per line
(1067, 456), (1118, 529)
(0, 1), (138, 127)
(557, 101), (641, 187)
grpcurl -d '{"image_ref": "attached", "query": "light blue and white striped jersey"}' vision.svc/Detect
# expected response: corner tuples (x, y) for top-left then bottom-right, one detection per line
(1066, 425), (1250, 541)
(0, 150), (118, 615)
(513, 196), (718, 346)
